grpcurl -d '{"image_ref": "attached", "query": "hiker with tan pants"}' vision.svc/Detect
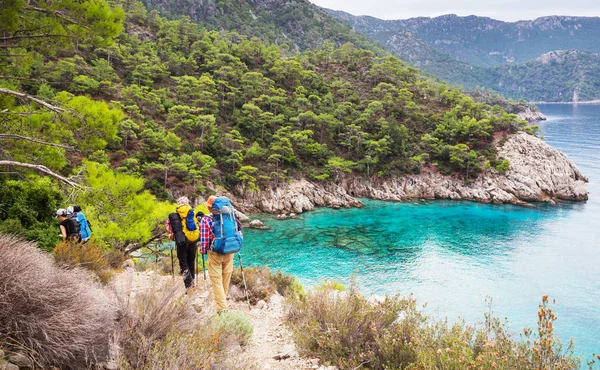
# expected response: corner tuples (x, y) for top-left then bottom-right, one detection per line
(198, 195), (238, 313)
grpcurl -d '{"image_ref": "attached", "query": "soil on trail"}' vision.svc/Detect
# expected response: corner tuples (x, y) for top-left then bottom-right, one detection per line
(113, 269), (326, 370)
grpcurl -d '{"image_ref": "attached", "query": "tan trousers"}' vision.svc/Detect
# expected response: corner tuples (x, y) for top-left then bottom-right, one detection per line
(208, 251), (234, 312)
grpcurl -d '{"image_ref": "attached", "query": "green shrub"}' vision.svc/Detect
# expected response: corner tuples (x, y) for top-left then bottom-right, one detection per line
(315, 279), (346, 292)
(216, 310), (254, 346)
(271, 270), (305, 299)
(496, 159), (511, 172)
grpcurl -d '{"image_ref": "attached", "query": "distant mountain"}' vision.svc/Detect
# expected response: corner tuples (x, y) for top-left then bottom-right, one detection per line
(326, 9), (600, 101)
(326, 11), (600, 67)
(486, 50), (600, 102)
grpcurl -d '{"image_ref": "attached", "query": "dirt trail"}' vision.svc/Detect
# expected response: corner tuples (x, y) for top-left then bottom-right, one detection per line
(114, 269), (325, 370)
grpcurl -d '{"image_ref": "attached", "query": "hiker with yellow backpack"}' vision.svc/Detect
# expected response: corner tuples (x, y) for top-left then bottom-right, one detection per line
(167, 196), (200, 292)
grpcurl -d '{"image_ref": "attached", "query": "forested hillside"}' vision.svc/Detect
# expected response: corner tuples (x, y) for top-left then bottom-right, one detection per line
(0, 0), (530, 250)
(140, 0), (385, 53)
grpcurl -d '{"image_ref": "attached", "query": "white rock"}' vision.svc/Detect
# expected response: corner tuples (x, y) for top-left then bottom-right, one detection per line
(256, 299), (267, 309)
(228, 132), (587, 212)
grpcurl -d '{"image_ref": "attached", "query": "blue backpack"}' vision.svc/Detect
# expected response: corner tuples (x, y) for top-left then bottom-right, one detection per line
(211, 196), (243, 255)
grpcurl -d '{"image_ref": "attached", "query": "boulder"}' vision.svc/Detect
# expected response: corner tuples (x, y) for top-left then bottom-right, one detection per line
(249, 219), (270, 230)
(7, 353), (32, 369)
(122, 259), (135, 268)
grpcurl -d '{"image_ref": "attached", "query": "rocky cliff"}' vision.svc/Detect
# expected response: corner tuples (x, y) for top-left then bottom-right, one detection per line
(516, 107), (547, 122)
(231, 132), (588, 214)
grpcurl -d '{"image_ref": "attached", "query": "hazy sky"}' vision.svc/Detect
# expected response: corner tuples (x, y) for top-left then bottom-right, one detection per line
(308, 0), (600, 22)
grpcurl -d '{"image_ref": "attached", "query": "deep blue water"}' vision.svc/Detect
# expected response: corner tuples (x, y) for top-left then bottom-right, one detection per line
(243, 104), (600, 363)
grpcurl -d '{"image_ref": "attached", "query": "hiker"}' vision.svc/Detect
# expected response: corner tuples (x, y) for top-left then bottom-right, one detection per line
(56, 208), (81, 242)
(168, 196), (200, 291)
(67, 205), (92, 242)
(199, 195), (243, 313)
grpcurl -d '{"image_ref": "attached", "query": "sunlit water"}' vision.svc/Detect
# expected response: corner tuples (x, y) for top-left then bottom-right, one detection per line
(242, 104), (600, 363)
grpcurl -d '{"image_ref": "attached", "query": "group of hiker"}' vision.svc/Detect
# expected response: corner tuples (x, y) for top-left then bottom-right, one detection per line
(168, 195), (244, 313)
(55, 205), (92, 243)
(55, 194), (243, 313)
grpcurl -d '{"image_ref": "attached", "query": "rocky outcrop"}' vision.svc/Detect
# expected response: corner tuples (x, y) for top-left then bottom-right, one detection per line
(230, 133), (587, 214)
(232, 179), (363, 214)
(516, 106), (547, 122)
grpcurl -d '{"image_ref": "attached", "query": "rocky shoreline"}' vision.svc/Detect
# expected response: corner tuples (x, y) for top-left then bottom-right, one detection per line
(231, 132), (588, 215)
(516, 106), (547, 122)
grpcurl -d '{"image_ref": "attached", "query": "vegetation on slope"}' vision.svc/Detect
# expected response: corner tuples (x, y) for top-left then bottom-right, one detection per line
(1, 0), (532, 250)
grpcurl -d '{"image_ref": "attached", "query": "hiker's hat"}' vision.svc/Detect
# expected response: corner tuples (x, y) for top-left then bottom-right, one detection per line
(177, 196), (190, 206)
(206, 195), (217, 208)
(56, 208), (67, 217)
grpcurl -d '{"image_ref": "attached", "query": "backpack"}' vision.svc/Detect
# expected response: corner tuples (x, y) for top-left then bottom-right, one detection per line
(168, 213), (187, 245)
(73, 205), (92, 235)
(176, 204), (200, 242)
(66, 208), (81, 238)
(211, 196), (243, 255)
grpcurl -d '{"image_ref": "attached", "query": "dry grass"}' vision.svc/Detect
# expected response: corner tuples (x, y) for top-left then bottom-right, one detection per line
(230, 266), (276, 305)
(109, 278), (220, 369)
(53, 239), (115, 283)
(0, 234), (115, 369)
(287, 286), (582, 370)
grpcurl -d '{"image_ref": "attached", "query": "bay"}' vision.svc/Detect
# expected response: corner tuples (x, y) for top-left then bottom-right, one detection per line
(242, 103), (600, 363)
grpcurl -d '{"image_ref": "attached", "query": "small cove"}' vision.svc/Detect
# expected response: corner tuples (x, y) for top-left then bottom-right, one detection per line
(243, 104), (600, 363)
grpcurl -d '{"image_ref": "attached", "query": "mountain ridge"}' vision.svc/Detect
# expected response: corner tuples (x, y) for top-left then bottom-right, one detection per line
(325, 9), (600, 101)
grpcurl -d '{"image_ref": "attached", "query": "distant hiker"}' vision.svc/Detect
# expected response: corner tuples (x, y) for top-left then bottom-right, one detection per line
(67, 205), (92, 242)
(168, 196), (200, 292)
(56, 208), (81, 242)
(200, 195), (243, 313)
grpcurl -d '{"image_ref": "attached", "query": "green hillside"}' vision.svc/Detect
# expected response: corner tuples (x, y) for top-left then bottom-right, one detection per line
(1, 0), (530, 250)
(139, 0), (385, 53)
(485, 50), (600, 102)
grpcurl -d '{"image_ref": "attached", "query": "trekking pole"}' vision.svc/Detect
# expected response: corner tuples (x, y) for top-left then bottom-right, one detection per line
(238, 252), (251, 310)
(201, 252), (207, 289)
(195, 246), (199, 288)
(170, 241), (175, 279)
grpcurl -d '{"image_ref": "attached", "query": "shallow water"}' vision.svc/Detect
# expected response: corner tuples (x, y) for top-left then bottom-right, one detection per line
(242, 103), (600, 363)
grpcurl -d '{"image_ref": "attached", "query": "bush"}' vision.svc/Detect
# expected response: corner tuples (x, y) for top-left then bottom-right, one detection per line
(110, 278), (220, 369)
(315, 279), (346, 292)
(53, 239), (114, 283)
(0, 234), (115, 369)
(287, 285), (421, 369)
(217, 310), (254, 346)
(496, 159), (511, 172)
(230, 266), (275, 304)
(287, 285), (582, 370)
(271, 270), (305, 299)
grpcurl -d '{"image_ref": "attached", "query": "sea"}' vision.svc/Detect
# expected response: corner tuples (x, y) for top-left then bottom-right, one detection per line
(242, 103), (600, 363)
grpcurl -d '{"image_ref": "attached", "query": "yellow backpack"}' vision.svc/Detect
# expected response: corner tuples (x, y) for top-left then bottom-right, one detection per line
(176, 204), (200, 242)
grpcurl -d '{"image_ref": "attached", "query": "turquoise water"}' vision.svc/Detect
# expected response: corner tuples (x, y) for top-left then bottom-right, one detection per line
(243, 104), (600, 363)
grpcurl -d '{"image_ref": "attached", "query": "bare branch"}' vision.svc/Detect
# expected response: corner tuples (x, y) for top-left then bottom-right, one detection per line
(23, 5), (83, 26)
(0, 134), (75, 150)
(0, 76), (47, 82)
(0, 88), (65, 113)
(0, 160), (79, 187)
(0, 34), (74, 41)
